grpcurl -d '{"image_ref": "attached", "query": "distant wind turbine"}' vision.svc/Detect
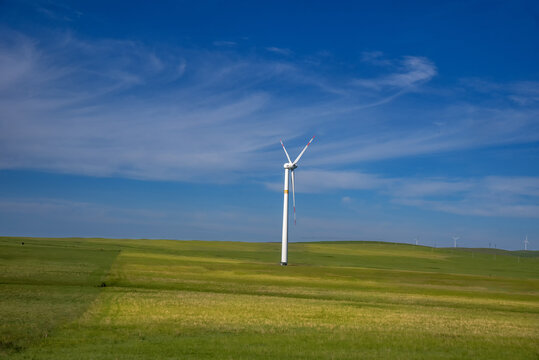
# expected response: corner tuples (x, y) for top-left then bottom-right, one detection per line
(279, 136), (315, 266)
(452, 236), (460, 248)
(524, 235), (529, 251)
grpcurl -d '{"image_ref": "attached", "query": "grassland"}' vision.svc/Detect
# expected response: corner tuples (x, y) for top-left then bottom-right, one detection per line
(0, 237), (538, 359)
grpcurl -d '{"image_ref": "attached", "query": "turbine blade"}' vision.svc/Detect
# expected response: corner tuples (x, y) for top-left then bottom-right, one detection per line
(291, 170), (296, 225)
(280, 139), (292, 163)
(293, 135), (315, 164)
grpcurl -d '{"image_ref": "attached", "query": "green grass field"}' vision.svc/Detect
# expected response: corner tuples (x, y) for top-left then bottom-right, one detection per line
(1, 237), (538, 359)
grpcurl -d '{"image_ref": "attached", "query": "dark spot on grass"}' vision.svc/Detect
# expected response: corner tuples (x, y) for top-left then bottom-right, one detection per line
(0, 340), (24, 353)
(99, 282), (107, 287)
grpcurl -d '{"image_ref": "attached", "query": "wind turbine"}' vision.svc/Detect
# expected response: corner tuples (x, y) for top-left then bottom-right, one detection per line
(524, 235), (529, 251)
(279, 136), (315, 266)
(452, 236), (460, 248)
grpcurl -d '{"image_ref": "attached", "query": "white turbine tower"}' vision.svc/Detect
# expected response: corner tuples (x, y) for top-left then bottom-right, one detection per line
(452, 236), (460, 248)
(279, 136), (315, 266)
(524, 235), (529, 251)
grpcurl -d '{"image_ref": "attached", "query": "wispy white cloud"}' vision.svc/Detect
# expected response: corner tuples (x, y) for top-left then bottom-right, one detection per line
(483, 176), (539, 197)
(0, 31), (445, 183)
(394, 198), (539, 219)
(265, 169), (387, 193)
(1, 29), (538, 205)
(213, 40), (237, 47)
(360, 51), (391, 66)
(309, 104), (539, 167)
(266, 47), (292, 56)
(393, 179), (473, 198)
(266, 169), (539, 219)
(461, 78), (539, 105)
(341, 196), (352, 204)
(0, 32), (299, 181)
(34, 1), (83, 22)
(354, 55), (437, 90)
(391, 176), (539, 218)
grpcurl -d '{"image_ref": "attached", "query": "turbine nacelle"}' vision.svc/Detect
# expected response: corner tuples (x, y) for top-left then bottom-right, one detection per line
(283, 163), (298, 170)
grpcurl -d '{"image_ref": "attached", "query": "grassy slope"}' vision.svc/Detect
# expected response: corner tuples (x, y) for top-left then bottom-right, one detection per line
(0, 237), (537, 359)
(0, 237), (119, 356)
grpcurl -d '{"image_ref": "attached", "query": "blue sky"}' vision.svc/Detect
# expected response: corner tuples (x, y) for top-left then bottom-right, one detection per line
(1, 0), (538, 249)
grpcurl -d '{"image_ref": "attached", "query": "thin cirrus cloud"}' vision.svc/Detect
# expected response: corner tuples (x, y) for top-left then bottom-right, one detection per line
(395, 198), (539, 219)
(460, 78), (539, 106)
(266, 168), (539, 218)
(213, 40), (237, 47)
(0, 30), (445, 182)
(265, 170), (387, 193)
(308, 104), (539, 168)
(266, 47), (292, 56)
(385, 175), (539, 219)
(353, 55), (437, 90)
(1, 29), (538, 223)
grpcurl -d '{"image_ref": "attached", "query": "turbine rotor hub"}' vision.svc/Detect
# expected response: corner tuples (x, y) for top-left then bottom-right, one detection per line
(283, 163), (297, 170)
